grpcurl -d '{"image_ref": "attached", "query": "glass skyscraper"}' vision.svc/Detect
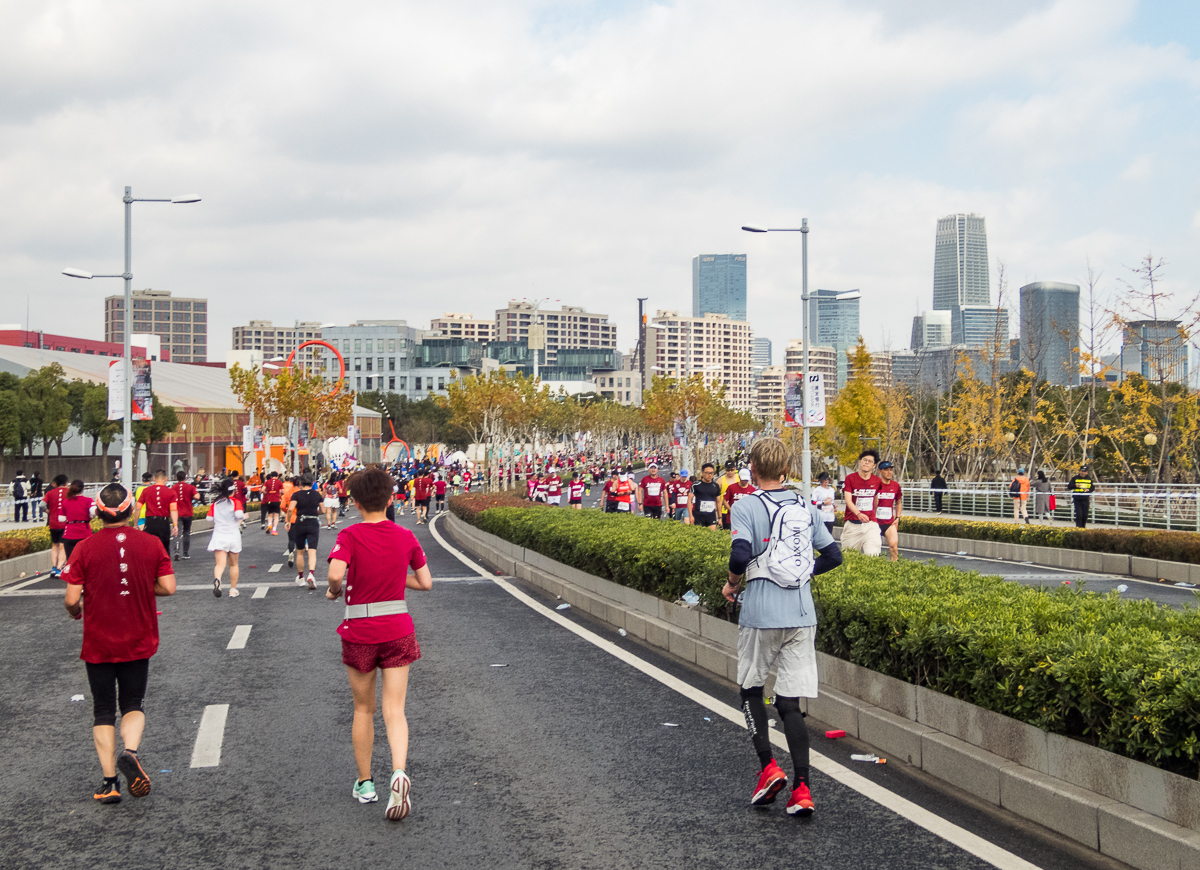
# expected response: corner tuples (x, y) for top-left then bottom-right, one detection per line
(806, 289), (860, 389)
(692, 254), (747, 321)
(1018, 282), (1080, 386)
(933, 214), (990, 311)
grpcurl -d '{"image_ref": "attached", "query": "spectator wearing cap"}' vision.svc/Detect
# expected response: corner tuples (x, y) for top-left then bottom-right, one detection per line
(1067, 464), (1095, 529)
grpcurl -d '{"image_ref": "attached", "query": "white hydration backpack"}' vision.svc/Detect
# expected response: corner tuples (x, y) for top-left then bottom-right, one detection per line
(745, 490), (814, 590)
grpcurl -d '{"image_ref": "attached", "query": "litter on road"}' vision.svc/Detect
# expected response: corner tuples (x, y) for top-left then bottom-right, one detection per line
(826, 729), (846, 739)
(662, 722), (680, 727)
(1175, 582), (1197, 588)
(617, 629), (627, 637)
(1116, 584), (1129, 593)
(70, 694), (84, 702)
(851, 754), (886, 764)
(490, 664), (509, 668)
(956, 551), (968, 556)
(556, 603), (570, 610)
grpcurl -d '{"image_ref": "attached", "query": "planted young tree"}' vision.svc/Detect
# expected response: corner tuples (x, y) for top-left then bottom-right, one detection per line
(22, 364), (72, 479)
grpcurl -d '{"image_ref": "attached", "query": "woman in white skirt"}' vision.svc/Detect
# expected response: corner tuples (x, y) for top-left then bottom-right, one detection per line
(322, 477), (341, 529)
(207, 478), (245, 598)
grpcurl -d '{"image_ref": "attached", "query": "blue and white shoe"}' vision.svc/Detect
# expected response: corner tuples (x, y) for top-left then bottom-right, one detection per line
(352, 778), (378, 803)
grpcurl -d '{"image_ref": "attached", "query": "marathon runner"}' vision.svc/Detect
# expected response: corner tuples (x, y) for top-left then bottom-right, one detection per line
(638, 464), (666, 519)
(689, 463), (722, 531)
(62, 482), (177, 805)
(171, 471), (198, 560)
(136, 470), (178, 558)
(262, 472), (284, 536)
(207, 478), (244, 598)
(289, 475), (324, 589)
(874, 461), (902, 562)
(44, 474), (70, 578)
(412, 469), (433, 525)
(545, 469), (563, 507)
(841, 449), (883, 556)
(668, 469), (690, 522)
(567, 471), (585, 509)
(612, 470), (637, 515)
(434, 473), (447, 514)
(322, 477), (340, 529)
(723, 468), (758, 514)
(718, 460), (740, 531)
(282, 475), (299, 566)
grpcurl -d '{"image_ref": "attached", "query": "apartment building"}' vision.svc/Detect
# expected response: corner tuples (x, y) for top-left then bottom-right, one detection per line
(649, 310), (754, 411)
(430, 313), (495, 342)
(231, 320), (324, 373)
(784, 340), (839, 398)
(494, 301), (617, 367)
(104, 289), (207, 363)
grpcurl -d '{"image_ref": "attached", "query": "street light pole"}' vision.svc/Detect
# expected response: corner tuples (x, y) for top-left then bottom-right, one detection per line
(63, 187), (199, 494)
(800, 218), (811, 499)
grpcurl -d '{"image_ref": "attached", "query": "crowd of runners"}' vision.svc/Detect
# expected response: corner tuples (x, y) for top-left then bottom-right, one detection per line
(39, 437), (919, 824)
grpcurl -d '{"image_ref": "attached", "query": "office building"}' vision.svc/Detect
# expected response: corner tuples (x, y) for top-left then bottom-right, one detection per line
(951, 305), (1009, 348)
(1120, 321), (1189, 384)
(1017, 282), (1080, 387)
(910, 310), (952, 350)
(783, 340), (839, 399)
(430, 313), (495, 342)
(318, 321), (472, 400)
(693, 254), (748, 321)
(752, 337), (772, 368)
(933, 214), (990, 311)
(649, 311), (754, 410)
(104, 289), (208, 363)
(595, 371), (642, 406)
(755, 366), (786, 423)
(231, 320), (324, 374)
(805, 289), (860, 389)
(494, 302), (617, 367)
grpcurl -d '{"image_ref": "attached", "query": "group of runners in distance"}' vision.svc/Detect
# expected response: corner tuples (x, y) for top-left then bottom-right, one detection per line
(49, 439), (905, 823)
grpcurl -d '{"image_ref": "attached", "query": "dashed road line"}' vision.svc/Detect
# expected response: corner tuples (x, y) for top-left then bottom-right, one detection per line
(252, 585), (269, 599)
(267, 563), (282, 573)
(227, 625), (253, 649)
(427, 515), (1041, 870)
(190, 704), (230, 768)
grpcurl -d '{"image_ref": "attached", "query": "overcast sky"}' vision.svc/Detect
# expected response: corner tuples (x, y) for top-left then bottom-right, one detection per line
(2, 0), (1197, 362)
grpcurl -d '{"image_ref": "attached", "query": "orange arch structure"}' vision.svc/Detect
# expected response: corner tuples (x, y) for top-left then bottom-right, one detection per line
(285, 339), (346, 383)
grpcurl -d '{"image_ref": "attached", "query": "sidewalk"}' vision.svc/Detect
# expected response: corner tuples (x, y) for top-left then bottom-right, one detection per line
(0, 518), (48, 532)
(902, 508), (1152, 533)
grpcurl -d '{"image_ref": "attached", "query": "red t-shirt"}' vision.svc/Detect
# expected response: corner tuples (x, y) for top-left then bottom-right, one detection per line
(638, 475), (666, 507)
(137, 484), (176, 518)
(875, 480), (903, 525)
(63, 527), (172, 663)
(63, 495), (95, 541)
(545, 475), (563, 497)
(414, 476), (433, 500)
(435, 480), (447, 496)
(235, 480), (248, 502)
(568, 480), (585, 500)
(724, 481), (758, 507)
(172, 481), (198, 513)
(44, 486), (70, 530)
(845, 472), (884, 523)
(329, 522), (427, 644)
(263, 478), (283, 501)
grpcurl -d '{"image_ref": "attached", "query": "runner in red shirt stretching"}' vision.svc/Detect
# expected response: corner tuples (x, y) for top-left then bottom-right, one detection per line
(63, 483), (176, 804)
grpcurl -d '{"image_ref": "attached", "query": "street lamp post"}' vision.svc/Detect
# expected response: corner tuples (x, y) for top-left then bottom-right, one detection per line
(743, 221), (812, 496)
(64, 186), (200, 493)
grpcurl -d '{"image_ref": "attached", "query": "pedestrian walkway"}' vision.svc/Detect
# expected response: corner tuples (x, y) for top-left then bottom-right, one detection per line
(903, 508), (1153, 532)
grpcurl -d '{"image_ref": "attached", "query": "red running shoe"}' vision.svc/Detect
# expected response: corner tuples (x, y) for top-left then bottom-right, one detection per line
(786, 782), (815, 816)
(751, 759), (787, 805)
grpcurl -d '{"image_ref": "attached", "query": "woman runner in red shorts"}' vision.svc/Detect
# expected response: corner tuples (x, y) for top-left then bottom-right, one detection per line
(326, 467), (432, 820)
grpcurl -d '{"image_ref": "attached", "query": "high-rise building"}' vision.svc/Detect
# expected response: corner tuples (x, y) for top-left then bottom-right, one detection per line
(847, 350), (895, 389)
(430, 313), (495, 342)
(1120, 321), (1189, 384)
(752, 337), (772, 368)
(951, 305), (1009, 348)
(1018, 282), (1080, 387)
(692, 254), (747, 321)
(755, 366), (786, 423)
(806, 289), (860, 389)
(104, 289), (208, 363)
(493, 302), (616, 367)
(649, 310), (754, 410)
(231, 320), (324, 373)
(784, 340), (839, 399)
(910, 310), (952, 350)
(933, 214), (990, 311)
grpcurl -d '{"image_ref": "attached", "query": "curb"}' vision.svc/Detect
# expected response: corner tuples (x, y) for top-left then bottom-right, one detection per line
(446, 513), (1200, 870)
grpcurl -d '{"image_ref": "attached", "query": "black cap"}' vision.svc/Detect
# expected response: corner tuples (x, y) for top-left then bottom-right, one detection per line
(725, 460), (735, 469)
(879, 461), (894, 470)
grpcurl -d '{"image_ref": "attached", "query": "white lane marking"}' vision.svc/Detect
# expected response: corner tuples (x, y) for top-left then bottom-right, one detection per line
(227, 625), (252, 649)
(0, 573), (56, 593)
(428, 515), (1042, 870)
(252, 585), (269, 599)
(268, 563), (282, 573)
(190, 704), (230, 768)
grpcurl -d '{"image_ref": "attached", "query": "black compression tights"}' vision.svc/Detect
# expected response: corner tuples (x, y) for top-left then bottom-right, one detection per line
(740, 686), (810, 783)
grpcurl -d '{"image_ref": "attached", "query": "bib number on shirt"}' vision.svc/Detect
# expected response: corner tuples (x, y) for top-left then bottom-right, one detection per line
(876, 506), (893, 521)
(699, 500), (716, 513)
(617, 502), (630, 511)
(855, 495), (874, 511)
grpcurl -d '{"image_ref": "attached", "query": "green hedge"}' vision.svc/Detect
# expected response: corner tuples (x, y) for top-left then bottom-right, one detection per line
(468, 504), (1200, 775)
(894, 515), (1200, 565)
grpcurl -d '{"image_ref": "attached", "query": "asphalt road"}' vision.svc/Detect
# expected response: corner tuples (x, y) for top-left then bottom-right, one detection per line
(0, 492), (1126, 870)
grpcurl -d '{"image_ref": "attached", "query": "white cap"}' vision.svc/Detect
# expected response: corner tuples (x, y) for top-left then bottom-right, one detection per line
(738, 468), (751, 481)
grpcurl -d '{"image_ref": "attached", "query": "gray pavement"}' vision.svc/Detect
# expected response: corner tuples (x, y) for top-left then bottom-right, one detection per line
(0, 495), (1123, 870)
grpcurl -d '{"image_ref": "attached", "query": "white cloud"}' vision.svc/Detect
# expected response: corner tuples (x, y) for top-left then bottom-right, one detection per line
(0, 0), (1196, 365)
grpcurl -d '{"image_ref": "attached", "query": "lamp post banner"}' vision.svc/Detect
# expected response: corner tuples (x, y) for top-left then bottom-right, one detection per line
(805, 373), (827, 428)
(107, 360), (124, 421)
(783, 373), (803, 428)
(131, 358), (153, 421)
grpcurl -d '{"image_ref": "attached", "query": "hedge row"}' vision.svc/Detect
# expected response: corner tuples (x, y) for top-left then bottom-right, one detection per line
(890, 515), (1200, 565)
(463, 501), (1200, 774)
(0, 502), (261, 562)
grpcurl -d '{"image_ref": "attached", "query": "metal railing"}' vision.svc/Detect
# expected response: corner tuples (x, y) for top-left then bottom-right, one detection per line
(903, 481), (1200, 531)
(0, 482), (110, 525)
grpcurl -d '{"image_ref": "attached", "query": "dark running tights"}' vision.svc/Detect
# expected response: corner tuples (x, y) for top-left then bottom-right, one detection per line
(741, 685), (809, 781)
(85, 659), (149, 727)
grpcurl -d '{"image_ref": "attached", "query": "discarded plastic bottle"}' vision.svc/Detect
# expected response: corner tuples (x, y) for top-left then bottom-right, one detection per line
(850, 753), (882, 763)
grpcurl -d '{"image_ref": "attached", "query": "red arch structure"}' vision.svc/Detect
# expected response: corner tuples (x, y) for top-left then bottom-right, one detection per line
(285, 339), (346, 383)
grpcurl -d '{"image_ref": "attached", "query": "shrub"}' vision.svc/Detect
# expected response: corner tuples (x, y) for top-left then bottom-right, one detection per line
(448, 492), (541, 527)
(0, 538), (31, 560)
(470, 504), (1200, 774)
(895, 516), (1200, 564)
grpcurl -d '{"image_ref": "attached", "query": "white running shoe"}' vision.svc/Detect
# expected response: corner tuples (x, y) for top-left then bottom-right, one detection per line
(306, 573), (315, 590)
(386, 770), (411, 820)
(228, 588), (240, 598)
(295, 574), (305, 586)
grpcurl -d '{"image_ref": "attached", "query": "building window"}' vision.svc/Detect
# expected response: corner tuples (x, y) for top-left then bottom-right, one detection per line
(378, 357), (384, 372)
(365, 339), (373, 353)
(388, 339), (396, 352)
(356, 377), (362, 390)
(354, 339), (362, 352)
(438, 378), (445, 391)
(415, 377), (422, 391)
(366, 377), (373, 390)
(366, 358), (373, 371)
(388, 358), (395, 371)
(342, 340), (350, 352)
(399, 377), (407, 389)
(354, 358), (361, 371)
(388, 377), (395, 390)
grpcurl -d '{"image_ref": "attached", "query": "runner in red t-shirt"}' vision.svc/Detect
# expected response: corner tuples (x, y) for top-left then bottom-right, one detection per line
(412, 471), (434, 525)
(842, 449), (883, 557)
(545, 472), (563, 506)
(434, 474), (448, 514)
(63, 483), (176, 805)
(667, 470), (691, 521)
(723, 469), (759, 515)
(874, 461), (903, 562)
(136, 470), (178, 558)
(326, 468), (432, 818)
(262, 471), (284, 535)
(462, 470), (471, 493)
(567, 472), (586, 509)
(172, 471), (198, 560)
(638, 465), (666, 519)
(44, 474), (70, 578)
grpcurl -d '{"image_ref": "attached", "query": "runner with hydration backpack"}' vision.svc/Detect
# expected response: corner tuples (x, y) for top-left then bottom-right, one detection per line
(722, 438), (843, 816)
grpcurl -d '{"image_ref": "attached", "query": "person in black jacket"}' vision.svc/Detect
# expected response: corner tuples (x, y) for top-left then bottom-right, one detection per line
(930, 470), (948, 513)
(29, 471), (45, 520)
(11, 471), (28, 522)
